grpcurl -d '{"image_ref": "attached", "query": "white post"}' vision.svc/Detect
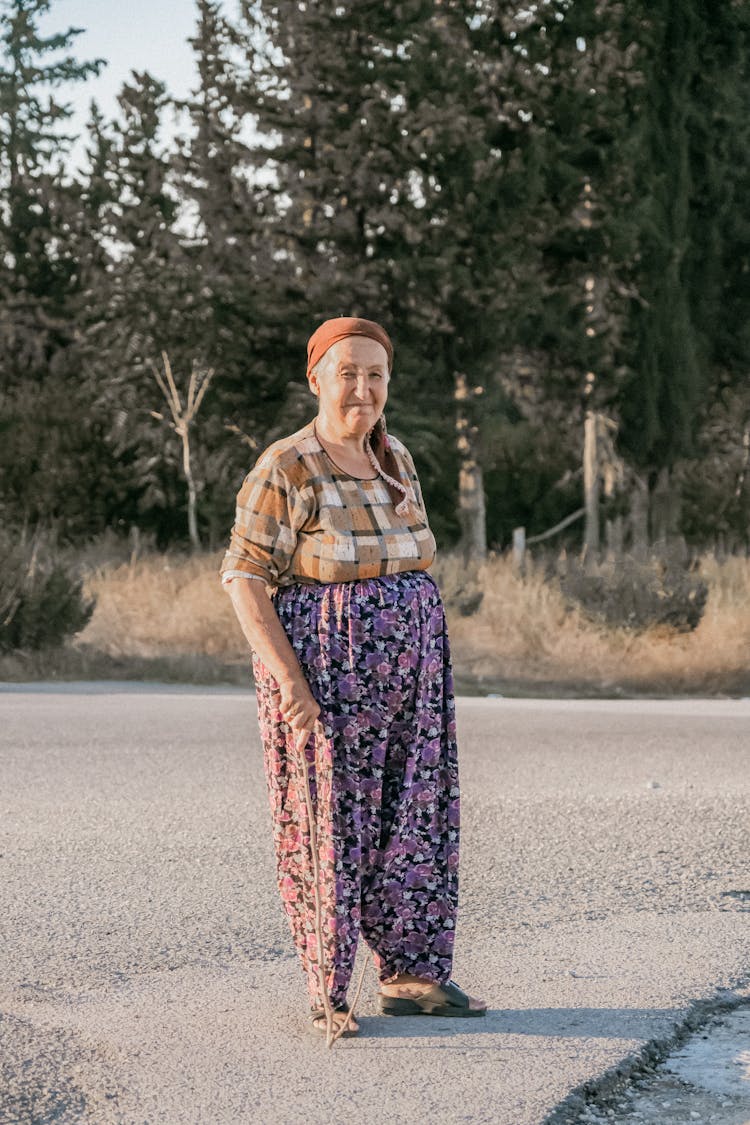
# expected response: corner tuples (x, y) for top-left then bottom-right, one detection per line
(512, 526), (526, 573)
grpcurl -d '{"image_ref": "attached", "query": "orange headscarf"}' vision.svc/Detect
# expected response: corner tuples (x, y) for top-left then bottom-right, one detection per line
(306, 316), (412, 517)
(306, 316), (393, 379)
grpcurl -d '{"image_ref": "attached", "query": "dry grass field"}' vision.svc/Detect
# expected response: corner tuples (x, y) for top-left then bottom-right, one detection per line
(438, 551), (750, 695)
(55, 546), (750, 696)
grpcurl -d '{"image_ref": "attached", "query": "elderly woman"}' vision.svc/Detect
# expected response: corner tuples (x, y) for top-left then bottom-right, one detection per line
(220, 316), (485, 1035)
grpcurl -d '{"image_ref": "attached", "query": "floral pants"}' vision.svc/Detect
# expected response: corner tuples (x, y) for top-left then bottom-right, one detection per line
(252, 570), (460, 1009)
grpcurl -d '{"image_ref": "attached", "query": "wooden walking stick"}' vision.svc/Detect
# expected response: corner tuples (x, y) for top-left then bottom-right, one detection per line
(294, 724), (368, 1047)
(295, 724), (336, 1046)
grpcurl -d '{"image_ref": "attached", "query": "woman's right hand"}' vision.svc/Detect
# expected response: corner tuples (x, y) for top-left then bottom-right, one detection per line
(279, 676), (321, 735)
(225, 579), (322, 735)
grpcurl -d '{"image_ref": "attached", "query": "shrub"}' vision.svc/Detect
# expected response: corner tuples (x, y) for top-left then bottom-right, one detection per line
(0, 527), (95, 652)
(555, 553), (708, 633)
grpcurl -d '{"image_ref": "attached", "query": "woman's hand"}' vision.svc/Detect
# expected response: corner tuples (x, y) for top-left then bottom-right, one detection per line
(279, 676), (321, 734)
(225, 579), (322, 735)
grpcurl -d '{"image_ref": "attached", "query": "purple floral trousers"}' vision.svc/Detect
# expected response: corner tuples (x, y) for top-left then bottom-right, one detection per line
(252, 570), (460, 1009)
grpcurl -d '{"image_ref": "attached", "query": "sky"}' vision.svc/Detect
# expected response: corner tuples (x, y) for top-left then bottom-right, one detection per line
(37, 0), (236, 172)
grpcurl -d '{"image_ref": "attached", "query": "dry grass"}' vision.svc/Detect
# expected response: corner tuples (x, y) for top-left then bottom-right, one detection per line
(64, 548), (750, 696)
(76, 551), (247, 662)
(435, 551), (750, 695)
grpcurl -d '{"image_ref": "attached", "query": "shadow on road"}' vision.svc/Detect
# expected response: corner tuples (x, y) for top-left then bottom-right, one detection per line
(360, 1005), (675, 1040)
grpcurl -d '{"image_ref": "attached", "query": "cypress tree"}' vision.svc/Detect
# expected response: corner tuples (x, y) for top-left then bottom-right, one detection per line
(615, 0), (750, 537)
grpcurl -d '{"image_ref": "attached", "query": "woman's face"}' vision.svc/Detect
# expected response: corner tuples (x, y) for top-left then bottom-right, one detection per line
(309, 336), (390, 438)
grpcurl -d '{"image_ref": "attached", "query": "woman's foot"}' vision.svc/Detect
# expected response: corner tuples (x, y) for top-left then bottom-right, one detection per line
(311, 1006), (360, 1036)
(380, 974), (486, 1012)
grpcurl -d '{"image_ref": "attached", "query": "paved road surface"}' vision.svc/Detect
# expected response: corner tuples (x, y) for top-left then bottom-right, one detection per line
(1, 685), (749, 1124)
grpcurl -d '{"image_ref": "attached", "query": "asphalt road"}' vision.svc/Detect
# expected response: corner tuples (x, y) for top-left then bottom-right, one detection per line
(1, 685), (749, 1125)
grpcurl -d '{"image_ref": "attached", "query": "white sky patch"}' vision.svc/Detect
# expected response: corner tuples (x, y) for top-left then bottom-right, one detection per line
(35, 0), (239, 175)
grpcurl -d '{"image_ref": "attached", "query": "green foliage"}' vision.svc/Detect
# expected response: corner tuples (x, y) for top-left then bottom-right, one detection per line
(232, 0), (620, 546)
(676, 385), (750, 548)
(0, 528), (95, 652)
(0, 0), (112, 543)
(616, 0), (750, 471)
(557, 554), (708, 633)
(0, 0), (104, 382)
(0, 0), (749, 553)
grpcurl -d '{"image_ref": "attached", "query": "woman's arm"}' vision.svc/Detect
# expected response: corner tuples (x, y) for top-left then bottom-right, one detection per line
(227, 578), (321, 734)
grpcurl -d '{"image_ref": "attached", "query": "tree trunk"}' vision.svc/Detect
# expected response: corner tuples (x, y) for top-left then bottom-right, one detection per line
(455, 372), (487, 562)
(605, 516), (624, 558)
(180, 426), (200, 550)
(457, 451), (487, 562)
(583, 410), (600, 563)
(630, 473), (649, 559)
(650, 465), (681, 551)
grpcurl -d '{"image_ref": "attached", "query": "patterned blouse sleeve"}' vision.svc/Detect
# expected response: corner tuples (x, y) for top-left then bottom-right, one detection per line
(219, 455), (312, 586)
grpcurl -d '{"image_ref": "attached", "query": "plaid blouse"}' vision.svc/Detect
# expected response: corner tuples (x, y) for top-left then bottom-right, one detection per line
(219, 418), (436, 587)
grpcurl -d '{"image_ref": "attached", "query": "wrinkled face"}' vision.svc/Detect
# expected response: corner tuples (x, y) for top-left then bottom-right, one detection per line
(308, 336), (390, 436)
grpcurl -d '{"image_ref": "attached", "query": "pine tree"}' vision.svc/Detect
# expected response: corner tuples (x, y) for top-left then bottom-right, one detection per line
(77, 71), (205, 545)
(234, 0), (619, 552)
(0, 0), (103, 376)
(174, 0), (285, 506)
(389, 0), (607, 555)
(0, 0), (106, 536)
(235, 0), (421, 358)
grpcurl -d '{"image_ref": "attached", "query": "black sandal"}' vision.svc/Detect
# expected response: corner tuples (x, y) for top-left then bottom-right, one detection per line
(378, 980), (486, 1018)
